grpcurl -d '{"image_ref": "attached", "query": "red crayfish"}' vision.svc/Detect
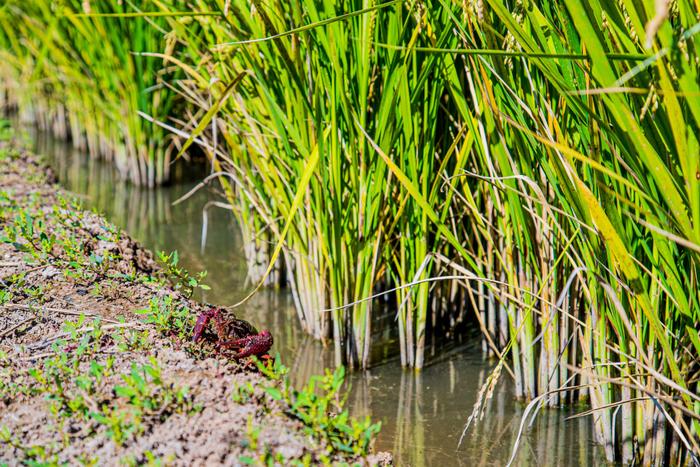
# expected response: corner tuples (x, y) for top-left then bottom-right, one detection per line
(192, 307), (273, 359)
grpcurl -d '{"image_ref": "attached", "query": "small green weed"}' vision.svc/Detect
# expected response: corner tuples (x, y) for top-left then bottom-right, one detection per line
(157, 250), (210, 298)
(28, 342), (196, 447)
(110, 322), (151, 352)
(0, 426), (61, 464)
(91, 358), (197, 445)
(121, 450), (170, 467)
(231, 381), (256, 404)
(135, 295), (194, 340)
(237, 356), (381, 458)
(0, 194), (135, 290)
(0, 289), (11, 304)
(114, 358), (192, 416)
(0, 119), (12, 141)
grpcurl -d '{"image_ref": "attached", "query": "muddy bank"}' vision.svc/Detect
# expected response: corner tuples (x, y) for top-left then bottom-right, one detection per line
(0, 140), (389, 466)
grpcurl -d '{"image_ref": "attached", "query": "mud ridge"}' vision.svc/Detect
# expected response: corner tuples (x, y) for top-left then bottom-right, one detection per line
(0, 141), (390, 466)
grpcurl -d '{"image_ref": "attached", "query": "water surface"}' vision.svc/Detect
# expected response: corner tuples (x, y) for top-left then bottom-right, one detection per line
(33, 132), (606, 466)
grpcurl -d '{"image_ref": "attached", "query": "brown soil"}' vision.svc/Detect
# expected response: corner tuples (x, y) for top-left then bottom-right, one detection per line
(0, 142), (391, 466)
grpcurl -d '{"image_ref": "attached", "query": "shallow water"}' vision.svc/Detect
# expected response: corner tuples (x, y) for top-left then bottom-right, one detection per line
(33, 132), (607, 466)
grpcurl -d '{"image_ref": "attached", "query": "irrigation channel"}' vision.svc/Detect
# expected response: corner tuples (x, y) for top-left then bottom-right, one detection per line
(32, 128), (607, 466)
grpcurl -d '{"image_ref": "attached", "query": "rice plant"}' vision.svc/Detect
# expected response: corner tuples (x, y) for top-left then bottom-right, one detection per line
(149, 0), (474, 371)
(444, 1), (700, 463)
(156, 1), (699, 462)
(0, 0), (181, 185)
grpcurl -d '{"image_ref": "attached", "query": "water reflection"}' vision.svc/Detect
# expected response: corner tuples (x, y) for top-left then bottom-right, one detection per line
(353, 351), (606, 466)
(33, 130), (606, 466)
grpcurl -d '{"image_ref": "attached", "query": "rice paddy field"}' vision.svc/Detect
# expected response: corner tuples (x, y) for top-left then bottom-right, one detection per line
(2, 0), (700, 465)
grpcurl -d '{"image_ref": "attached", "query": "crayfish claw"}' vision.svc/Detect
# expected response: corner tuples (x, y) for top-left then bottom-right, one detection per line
(192, 308), (220, 342)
